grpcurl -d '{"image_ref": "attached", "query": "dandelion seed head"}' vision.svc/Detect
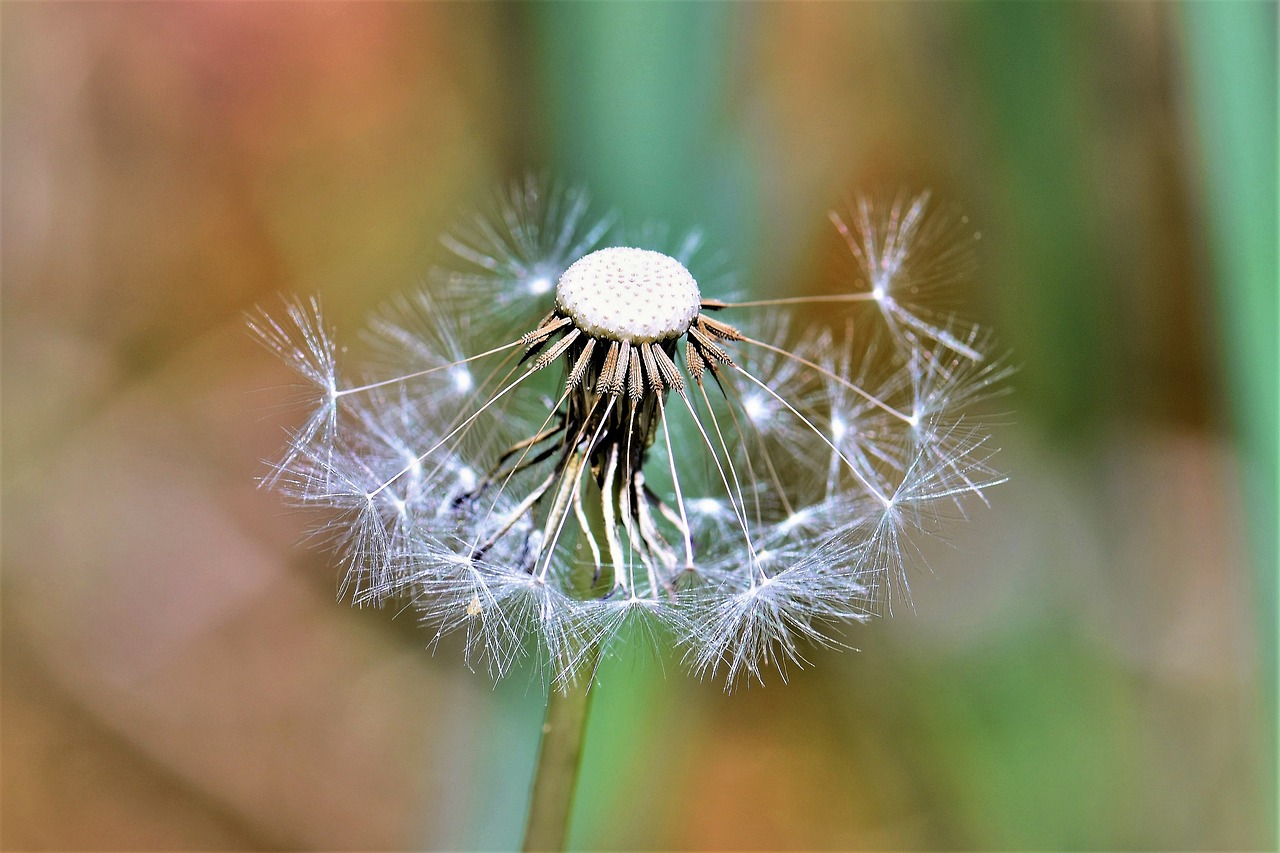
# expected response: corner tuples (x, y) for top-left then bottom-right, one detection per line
(555, 247), (701, 343)
(253, 178), (1007, 688)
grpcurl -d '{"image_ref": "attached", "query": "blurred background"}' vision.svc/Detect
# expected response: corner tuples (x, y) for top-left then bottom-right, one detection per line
(2, 2), (1275, 850)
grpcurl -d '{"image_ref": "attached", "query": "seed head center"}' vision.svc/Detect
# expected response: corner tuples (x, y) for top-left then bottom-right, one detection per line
(555, 247), (701, 343)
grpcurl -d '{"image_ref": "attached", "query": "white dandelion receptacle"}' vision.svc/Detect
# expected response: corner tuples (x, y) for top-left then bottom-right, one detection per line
(555, 247), (701, 343)
(250, 179), (1008, 687)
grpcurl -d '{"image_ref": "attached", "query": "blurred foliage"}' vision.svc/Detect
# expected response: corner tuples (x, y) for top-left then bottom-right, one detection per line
(962, 2), (1119, 437)
(1181, 7), (1278, 816)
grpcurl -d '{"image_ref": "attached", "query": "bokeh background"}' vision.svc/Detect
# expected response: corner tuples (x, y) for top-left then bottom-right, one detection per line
(3, 2), (1276, 850)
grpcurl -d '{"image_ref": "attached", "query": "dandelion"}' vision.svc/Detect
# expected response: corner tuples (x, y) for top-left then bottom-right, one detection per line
(252, 179), (1007, 849)
(253, 179), (1007, 685)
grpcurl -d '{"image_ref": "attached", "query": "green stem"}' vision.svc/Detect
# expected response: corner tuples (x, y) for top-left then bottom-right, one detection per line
(522, 474), (609, 852)
(521, 642), (601, 852)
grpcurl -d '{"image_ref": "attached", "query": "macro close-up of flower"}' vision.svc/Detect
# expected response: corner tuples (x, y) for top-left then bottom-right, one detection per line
(251, 181), (1007, 689)
(2, 3), (1274, 852)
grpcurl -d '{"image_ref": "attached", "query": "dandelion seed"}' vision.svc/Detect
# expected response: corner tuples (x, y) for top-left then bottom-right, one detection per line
(253, 181), (1006, 688)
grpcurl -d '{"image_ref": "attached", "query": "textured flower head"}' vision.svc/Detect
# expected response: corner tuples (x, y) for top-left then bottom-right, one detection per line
(250, 178), (1008, 688)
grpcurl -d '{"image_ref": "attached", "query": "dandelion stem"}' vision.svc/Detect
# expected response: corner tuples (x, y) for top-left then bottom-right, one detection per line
(522, 480), (608, 852)
(521, 641), (600, 852)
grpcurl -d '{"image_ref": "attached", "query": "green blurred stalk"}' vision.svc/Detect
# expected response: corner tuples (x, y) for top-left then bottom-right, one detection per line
(963, 2), (1117, 438)
(521, 470), (607, 852)
(529, 1), (751, 265)
(522, 644), (601, 852)
(1180, 0), (1278, 837)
